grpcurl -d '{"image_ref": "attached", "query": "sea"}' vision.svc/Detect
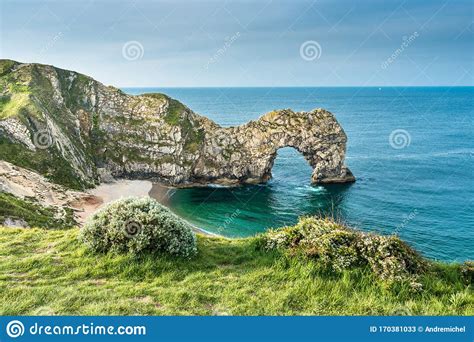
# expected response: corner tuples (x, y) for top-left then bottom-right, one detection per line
(124, 87), (473, 262)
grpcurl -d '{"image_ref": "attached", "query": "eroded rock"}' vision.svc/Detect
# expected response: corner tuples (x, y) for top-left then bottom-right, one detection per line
(0, 59), (354, 188)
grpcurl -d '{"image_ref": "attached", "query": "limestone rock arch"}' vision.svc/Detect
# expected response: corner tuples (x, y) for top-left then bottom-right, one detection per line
(0, 60), (355, 188)
(191, 108), (355, 186)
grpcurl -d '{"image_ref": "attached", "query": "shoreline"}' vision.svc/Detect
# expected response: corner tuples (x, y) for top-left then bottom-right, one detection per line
(149, 184), (219, 237)
(73, 179), (216, 237)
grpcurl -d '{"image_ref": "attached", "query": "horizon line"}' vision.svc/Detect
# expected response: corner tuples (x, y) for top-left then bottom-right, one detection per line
(119, 85), (474, 89)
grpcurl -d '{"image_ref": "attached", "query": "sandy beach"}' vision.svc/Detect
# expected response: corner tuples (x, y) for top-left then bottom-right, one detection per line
(73, 180), (153, 223)
(72, 180), (212, 235)
(149, 183), (177, 207)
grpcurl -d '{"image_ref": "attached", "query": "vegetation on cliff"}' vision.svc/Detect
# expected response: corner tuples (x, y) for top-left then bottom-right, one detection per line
(0, 192), (75, 229)
(0, 60), (97, 189)
(0, 135), (87, 190)
(0, 59), (354, 189)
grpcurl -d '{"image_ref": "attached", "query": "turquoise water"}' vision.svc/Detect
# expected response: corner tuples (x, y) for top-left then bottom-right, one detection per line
(124, 87), (474, 262)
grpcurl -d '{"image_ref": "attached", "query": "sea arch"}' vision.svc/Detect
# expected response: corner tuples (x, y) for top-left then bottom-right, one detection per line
(191, 108), (355, 186)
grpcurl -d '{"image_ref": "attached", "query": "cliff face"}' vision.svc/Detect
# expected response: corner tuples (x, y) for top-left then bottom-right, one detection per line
(0, 59), (354, 189)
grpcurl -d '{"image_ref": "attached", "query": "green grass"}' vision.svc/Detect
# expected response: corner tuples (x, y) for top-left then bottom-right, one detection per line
(163, 98), (186, 126)
(0, 227), (472, 316)
(0, 59), (16, 76)
(0, 92), (32, 119)
(0, 193), (76, 229)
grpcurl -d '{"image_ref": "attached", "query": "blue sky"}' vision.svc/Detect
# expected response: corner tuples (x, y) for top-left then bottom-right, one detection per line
(1, 0), (473, 87)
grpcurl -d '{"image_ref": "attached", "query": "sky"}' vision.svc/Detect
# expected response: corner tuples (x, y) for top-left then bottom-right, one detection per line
(1, 0), (473, 87)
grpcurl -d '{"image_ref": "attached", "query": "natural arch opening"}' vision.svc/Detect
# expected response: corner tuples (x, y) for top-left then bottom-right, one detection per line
(267, 147), (314, 184)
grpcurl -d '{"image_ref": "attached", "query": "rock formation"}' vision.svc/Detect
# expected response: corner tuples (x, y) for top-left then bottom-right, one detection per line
(0, 160), (86, 207)
(0, 160), (93, 227)
(0, 59), (354, 189)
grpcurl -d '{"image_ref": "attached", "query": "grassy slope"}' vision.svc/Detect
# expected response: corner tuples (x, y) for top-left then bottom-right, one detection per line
(0, 193), (76, 228)
(0, 227), (472, 315)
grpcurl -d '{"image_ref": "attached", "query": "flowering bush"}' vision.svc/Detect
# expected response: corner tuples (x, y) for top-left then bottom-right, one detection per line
(79, 197), (197, 257)
(460, 261), (474, 285)
(260, 217), (426, 281)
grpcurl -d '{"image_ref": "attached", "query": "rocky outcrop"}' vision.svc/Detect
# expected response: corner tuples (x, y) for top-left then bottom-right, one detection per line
(0, 59), (354, 188)
(0, 160), (94, 227)
(0, 160), (87, 208)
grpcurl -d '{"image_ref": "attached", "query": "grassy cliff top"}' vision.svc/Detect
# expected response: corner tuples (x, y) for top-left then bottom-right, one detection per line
(0, 224), (472, 315)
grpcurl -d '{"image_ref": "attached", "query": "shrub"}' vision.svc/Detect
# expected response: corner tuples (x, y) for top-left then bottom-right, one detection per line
(460, 261), (474, 285)
(260, 225), (303, 250)
(305, 230), (361, 272)
(357, 234), (425, 281)
(259, 217), (426, 281)
(79, 197), (197, 257)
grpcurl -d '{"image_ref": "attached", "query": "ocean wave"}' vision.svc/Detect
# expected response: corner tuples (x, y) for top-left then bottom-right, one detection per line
(295, 185), (327, 193)
(207, 184), (234, 188)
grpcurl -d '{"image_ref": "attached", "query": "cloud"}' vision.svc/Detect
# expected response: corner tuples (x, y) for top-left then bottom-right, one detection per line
(1, 0), (472, 86)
